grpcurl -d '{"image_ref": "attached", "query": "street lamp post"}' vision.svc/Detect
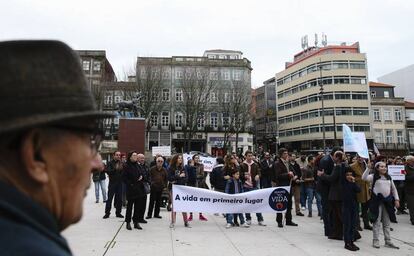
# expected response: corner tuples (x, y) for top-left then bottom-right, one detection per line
(319, 59), (327, 154)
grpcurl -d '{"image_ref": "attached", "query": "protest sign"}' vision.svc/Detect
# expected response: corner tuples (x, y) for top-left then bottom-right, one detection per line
(172, 185), (290, 213)
(183, 153), (217, 172)
(388, 165), (406, 181)
(152, 146), (171, 157)
(343, 124), (369, 158)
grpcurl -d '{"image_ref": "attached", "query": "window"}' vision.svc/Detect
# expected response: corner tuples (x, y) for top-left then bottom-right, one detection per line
(161, 112), (169, 127)
(210, 71), (219, 80)
(374, 130), (383, 143)
(371, 91), (376, 98)
(93, 61), (101, 71)
(197, 113), (205, 129)
(384, 91), (390, 98)
(332, 61), (348, 69)
(222, 70), (230, 80)
(162, 89), (170, 102)
(210, 113), (218, 128)
(150, 112), (158, 127)
(175, 89), (183, 102)
(334, 77), (350, 84)
(373, 109), (381, 121)
(352, 93), (368, 100)
(224, 92), (230, 103)
(336, 108), (352, 116)
(353, 108), (369, 116)
(383, 110), (392, 121)
(114, 96), (122, 104)
(175, 112), (183, 128)
(222, 113), (230, 127)
(397, 131), (404, 144)
(335, 92), (351, 100)
(233, 70), (241, 81)
(395, 108), (402, 122)
(82, 60), (90, 71)
(210, 92), (218, 102)
(163, 71), (170, 79)
(350, 61), (365, 69)
(385, 130), (393, 143)
(104, 95), (113, 105)
(175, 70), (183, 79)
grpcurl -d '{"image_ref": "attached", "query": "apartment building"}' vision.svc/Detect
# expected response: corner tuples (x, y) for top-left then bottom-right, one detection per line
(370, 82), (407, 155)
(275, 42), (372, 152)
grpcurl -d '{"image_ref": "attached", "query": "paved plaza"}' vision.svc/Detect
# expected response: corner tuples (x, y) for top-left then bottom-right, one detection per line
(63, 188), (414, 256)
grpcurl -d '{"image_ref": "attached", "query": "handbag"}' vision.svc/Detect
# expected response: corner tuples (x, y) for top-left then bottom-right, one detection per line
(143, 182), (151, 194)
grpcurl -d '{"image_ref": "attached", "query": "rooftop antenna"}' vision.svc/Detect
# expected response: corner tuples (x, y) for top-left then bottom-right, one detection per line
(314, 33), (318, 48)
(322, 33), (327, 47)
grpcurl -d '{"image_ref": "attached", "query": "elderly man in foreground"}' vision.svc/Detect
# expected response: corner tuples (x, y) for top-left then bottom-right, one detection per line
(0, 40), (112, 255)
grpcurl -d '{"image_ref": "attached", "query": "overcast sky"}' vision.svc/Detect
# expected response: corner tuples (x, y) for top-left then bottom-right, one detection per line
(1, 0), (413, 87)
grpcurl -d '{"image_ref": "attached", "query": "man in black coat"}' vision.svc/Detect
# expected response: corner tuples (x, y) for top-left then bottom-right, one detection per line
(272, 148), (298, 228)
(0, 40), (113, 255)
(318, 146), (342, 237)
(260, 152), (274, 188)
(103, 151), (124, 219)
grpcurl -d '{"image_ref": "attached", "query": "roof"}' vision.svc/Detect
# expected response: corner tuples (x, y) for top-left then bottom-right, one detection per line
(405, 101), (414, 109)
(369, 81), (395, 88)
(204, 49), (243, 54)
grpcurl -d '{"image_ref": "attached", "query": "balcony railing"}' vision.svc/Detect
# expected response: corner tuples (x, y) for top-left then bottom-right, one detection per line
(376, 143), (407, 150)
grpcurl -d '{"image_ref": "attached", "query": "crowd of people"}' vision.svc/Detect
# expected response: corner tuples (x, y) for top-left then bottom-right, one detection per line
(94, 147), (414, 252)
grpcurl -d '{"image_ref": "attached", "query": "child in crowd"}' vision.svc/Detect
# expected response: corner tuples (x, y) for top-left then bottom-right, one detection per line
(224, 169), (250, 228)
(362, 161), (400, 249)
(342, 167), (361, 251)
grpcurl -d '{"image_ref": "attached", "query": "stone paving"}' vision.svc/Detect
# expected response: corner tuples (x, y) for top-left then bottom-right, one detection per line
(63, 189), (414, 256)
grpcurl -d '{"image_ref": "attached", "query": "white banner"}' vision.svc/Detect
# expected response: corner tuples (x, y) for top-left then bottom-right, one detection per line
(183, 154), (217, 172)
(172, 185), (290, 213)
(343, 124), (369, 159)
(388, 165), (406, 181)
(152, 146), (171, 157)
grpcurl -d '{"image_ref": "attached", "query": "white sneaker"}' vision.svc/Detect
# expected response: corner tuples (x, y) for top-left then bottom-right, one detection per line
(242, 223), (250, 228)
(258, 221), (267, 226)
(225, 223), (232, 229)
(373, 240), (380, 249)
(246, 220), (251, 225)
(169, 223), (175, 228)
(301, 207), (306, 211)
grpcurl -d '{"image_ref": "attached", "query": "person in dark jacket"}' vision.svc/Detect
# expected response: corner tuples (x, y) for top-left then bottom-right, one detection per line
(318, 150), (345, 240)
(0, 40), (112, 255)
(290, 153), (304, 216)
(272, 148), (298, 228)
(260, 152), (274, 189)
(224, 169), (250, 228)
(122, 151), (145, 230)
(136, 153), (150, 223)
(168, 154), (190, 228)
(342, 168), (361, 251)
(210, 157), (226, 192)
(405, 156), (414, 225)
(92, 154), (107, 203)
(103, 151), (124, 219)
(318, 146), (342, 237)
(146, 156), (168, 219)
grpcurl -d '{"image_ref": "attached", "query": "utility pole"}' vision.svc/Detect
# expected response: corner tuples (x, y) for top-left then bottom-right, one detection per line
(319, 58), (327, 154)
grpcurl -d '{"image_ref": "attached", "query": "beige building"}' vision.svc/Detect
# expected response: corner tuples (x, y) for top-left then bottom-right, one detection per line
(275, 42), (372, 151)
(370, 82), (407, 155)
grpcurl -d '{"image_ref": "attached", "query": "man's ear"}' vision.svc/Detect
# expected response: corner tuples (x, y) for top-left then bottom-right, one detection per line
(20, 130), (49, 184)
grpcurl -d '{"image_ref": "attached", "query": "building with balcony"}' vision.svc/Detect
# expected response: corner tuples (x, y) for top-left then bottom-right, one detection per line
(275, 42), (372, 152)
(76, 50), (116, 89)
(370, 82), (407, 156)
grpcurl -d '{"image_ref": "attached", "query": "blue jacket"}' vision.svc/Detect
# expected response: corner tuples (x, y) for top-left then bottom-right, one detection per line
(225, 178), (244, 194)
(0, 181), (72, 255)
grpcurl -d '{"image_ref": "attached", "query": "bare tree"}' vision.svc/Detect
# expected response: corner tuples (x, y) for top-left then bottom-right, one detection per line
(134, 62), (166, 149)
(179, 68), (217, 152)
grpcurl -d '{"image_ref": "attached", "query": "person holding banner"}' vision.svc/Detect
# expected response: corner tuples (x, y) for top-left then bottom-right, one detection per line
(240, 151), (266, 226)
(187, 154), (208, 222)
(273, 148), (297, 228)
(224, 169), (250, 229)
(168, 154), (190, 228)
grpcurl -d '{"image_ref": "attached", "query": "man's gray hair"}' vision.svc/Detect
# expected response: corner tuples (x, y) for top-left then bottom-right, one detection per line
(406, 155), (414, 162)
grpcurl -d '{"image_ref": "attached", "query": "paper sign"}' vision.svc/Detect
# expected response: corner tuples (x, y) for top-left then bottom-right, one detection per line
(388, 165), (406, 181)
